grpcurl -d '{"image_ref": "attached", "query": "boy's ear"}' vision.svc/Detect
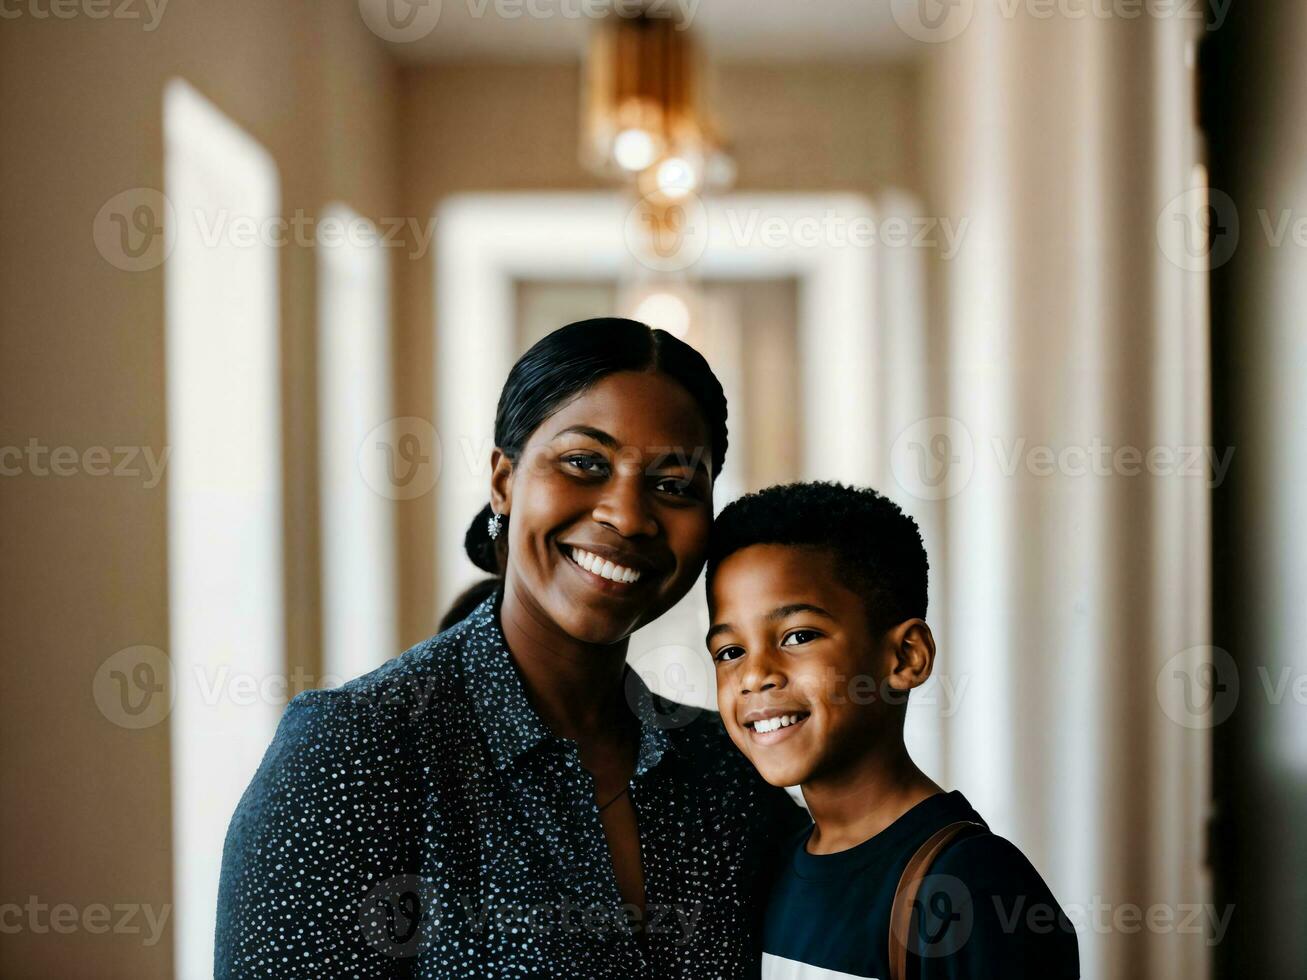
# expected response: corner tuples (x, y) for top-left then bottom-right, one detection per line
(489, 448), (513, 515)
(884, 619), (936, 693)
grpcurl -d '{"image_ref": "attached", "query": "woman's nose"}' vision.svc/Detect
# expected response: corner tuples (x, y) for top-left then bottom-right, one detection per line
(592, 473), (658, 538)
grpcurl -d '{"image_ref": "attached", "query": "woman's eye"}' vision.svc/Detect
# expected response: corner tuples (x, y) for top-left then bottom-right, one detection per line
(654, 476), (692, 496)
(713, 646), (744, 664)
(781, 629), (821, 647)
(563, 454), (608, 476)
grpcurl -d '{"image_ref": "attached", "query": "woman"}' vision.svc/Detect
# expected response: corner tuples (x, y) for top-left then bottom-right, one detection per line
(215, 319), (808, 979)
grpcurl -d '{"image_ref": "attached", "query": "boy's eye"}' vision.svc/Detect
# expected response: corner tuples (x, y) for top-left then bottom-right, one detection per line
(781, 629), (821, 647)
(712, 645), (745, 664)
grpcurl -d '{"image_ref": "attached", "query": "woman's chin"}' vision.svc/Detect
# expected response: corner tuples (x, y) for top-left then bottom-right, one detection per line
(549, 578), (687, 646)
(550, 602), (643, 647)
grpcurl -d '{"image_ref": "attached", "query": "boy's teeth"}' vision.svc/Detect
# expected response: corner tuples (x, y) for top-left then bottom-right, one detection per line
(570, 547), (641, 584)
(753, 714), (801, 734)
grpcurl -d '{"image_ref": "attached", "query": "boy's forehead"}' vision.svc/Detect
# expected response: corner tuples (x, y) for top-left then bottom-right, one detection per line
(709, 543), (840, 612)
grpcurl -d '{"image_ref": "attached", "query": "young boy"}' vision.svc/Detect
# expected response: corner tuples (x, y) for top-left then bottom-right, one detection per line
(705, 482), (1079, 979)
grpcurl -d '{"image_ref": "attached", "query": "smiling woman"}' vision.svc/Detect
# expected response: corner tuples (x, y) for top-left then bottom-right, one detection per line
(215, 318), (809, 979)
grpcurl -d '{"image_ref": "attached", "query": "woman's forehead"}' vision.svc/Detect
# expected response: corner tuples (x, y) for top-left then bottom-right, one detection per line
(532, 370), (713, 458)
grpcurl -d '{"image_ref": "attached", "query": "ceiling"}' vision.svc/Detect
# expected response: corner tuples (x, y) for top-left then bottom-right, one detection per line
(358, 0), (922, 63)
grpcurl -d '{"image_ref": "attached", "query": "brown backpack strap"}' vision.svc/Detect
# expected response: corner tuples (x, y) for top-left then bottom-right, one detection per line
(888, 820), (985, 980)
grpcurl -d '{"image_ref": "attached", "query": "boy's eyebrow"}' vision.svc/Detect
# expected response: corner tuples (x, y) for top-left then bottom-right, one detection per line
(704, 602), (836, 646)
(766, 602), (836, 623)
(705, 621), (735, 645)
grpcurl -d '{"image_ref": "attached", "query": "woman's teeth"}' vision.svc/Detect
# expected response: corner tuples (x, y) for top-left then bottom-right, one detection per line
(570, 546), (642, 584)
(750, 714), (805, 734)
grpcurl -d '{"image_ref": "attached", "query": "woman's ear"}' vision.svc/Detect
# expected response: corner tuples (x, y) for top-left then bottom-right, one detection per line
(884, 619), (936, 694)
(489, 448), (513, 515)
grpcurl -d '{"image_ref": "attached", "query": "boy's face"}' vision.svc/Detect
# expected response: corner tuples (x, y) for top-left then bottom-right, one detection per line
(707, 543), (903, 789)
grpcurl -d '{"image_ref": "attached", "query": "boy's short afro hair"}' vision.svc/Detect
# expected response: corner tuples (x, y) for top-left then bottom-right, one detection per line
(706, 481), (929, 634)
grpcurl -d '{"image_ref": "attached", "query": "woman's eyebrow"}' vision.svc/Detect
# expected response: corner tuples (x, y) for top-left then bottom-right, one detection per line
(551, 424), (619, 448)
(648, 448), (709, 475)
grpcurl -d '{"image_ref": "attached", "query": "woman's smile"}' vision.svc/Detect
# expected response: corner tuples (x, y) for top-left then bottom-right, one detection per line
(559, 540), (659, 596)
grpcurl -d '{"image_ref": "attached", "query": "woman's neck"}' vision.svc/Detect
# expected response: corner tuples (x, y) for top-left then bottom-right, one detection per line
(498, 576), (631, 744)
(800, 741), (943, 854)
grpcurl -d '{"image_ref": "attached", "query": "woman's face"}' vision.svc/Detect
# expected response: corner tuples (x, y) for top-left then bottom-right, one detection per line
(491, 369), (715, 646)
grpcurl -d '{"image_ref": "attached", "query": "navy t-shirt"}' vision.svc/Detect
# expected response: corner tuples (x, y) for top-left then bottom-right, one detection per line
(761, 791), (1079, 979)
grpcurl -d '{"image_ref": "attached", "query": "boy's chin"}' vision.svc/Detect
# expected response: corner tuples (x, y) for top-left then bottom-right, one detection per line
(724, 726), (818, 787)
(748, 754), (815, 790)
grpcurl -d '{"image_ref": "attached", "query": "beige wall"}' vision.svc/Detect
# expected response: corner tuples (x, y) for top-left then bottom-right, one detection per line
(394, 59), (920, 643)
(0, 4), (397, 977)
(0, 28), (918, 974)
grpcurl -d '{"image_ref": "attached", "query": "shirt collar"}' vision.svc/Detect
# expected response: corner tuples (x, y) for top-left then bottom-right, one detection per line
(460, 589), (675, 775)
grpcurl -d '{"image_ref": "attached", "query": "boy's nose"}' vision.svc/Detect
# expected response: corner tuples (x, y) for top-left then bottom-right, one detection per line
(740, 654), (786, 695)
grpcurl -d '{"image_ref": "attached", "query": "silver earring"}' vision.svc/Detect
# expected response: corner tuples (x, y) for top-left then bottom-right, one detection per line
(487, 512), (503, 540)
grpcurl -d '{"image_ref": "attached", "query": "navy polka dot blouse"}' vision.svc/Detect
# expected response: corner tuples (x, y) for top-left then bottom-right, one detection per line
(215, 590), (809, 978)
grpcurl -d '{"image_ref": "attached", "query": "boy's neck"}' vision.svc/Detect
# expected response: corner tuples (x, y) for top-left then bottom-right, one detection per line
(800, 743), (944, 855)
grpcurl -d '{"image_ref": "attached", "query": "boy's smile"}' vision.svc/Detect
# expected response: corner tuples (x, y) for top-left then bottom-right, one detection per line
(740, 707), (811, 743)
(707, 543), (897, 789)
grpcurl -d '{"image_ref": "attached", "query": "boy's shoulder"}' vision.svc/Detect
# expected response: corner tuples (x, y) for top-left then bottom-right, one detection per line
(911, 812), (1080, 976)
(930, 824), (1055, 892)
(761, 793), (1079, 978)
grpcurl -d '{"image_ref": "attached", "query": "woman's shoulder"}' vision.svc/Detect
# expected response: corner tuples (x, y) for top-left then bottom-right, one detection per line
(307, 606), (490, 721)
(657, 698), (811, 834)
(658, 698), (771, 783)
(224, 617), (485, 839)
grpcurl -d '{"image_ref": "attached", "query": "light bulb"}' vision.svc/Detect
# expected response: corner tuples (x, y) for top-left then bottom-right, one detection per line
(613, 129), (657, 172)
(655, 157), (697, 199)
(631, 291), (691, 339)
